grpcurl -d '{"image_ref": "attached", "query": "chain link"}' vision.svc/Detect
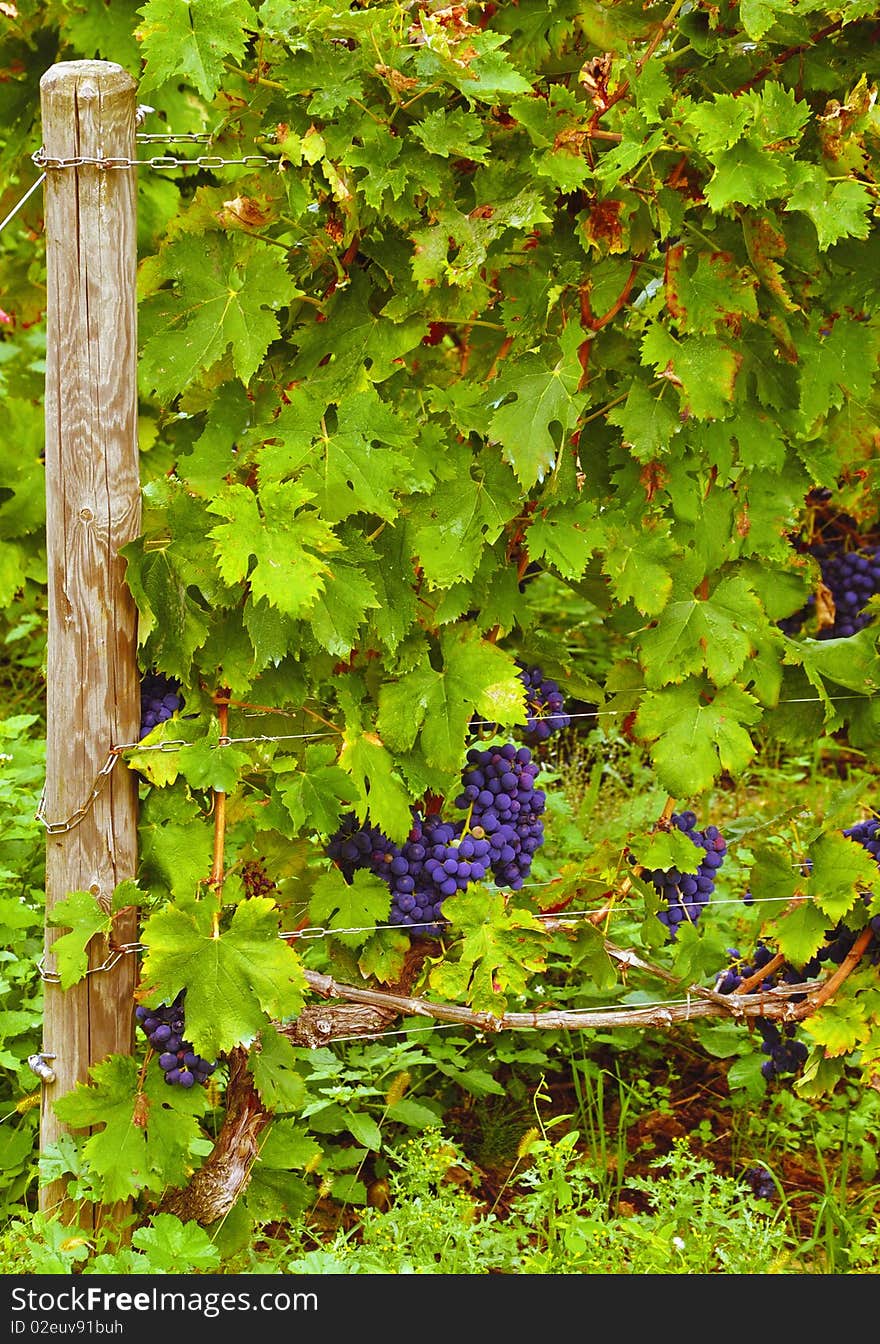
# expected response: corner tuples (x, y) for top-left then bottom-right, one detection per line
(38, 946), (124, 983)
(32, 147), (282, 172)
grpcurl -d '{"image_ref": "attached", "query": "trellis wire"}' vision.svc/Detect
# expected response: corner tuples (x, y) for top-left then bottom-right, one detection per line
(35, 935), (816, 1026)
(0, 172), (46, 235)
(33, 685), (880, 833)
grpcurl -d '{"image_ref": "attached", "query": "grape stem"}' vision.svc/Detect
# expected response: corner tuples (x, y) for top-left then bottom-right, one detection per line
(788, 925), (874, 1021)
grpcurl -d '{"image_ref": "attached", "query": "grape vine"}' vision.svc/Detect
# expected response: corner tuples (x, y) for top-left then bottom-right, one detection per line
(327, 663), (567, 932)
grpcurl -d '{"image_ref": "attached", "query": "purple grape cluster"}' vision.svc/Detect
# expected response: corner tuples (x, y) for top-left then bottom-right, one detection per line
(328, 811), (488, 935)
(326, 743), (548, 935)
(756, 1019), (809, 1080)
(139, 671), (182, 739)
(779, 542), (880, 638)
(454, 743), (546, 889)
(135, 995), (216, 1088)
(645, 811), (727, 937)
(473, 663), (570, 743)
(742, 1165), (776, 1201)
(517, 664), (571, 743)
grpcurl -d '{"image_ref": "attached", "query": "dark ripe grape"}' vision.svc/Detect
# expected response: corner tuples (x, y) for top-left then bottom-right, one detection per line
(139, 671), (183, 740)
(742, 1166), (776, 1201)
(648, 812), (726, 939)
(135, 1005), (148, 1023)
(780, 539), (880, 640)
(134, 994), (216, 1087)
(177, 1070), (195, 1088)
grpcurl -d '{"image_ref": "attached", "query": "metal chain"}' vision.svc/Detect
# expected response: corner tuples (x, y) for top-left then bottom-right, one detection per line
(37, 945), (126, 984)
(32, 148), (282, 171)
(34, 749), (122, 835)
(135, 133), (212, 144)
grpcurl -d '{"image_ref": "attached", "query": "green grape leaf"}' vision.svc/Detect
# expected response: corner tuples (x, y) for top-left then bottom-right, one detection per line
(665, 250), (759, 334)
(140, 234), (299, 398)
(788, 168), (873, 251)
(286, 388), (420, 524)
(46, 891), (112, 991)
(357, 928), (411, 984)
(249, 1028), (307, 1111)
(207, 481), (341, 618)
(632, 829), (708, 876)
(797, 318), (880, 428)
(488, 344), (587, 487)
(61, 0), (144, 69)
(607, 382), (681, 462)
(767, 899), (831, 966)
(703, 137), (789, 211)
(747, 843), (802, 910)
(801, 1000), (871, 1057)
(636, 682), (762, 795)
(526, 499), (603, 579)
(122, 542), (211, 680)
(637, 576), (766, 688)
(640, 325), (742, 420)
(427, 888), (547, 1014)
(407, 449), (521, 587)
(53, 1055), (210, 1202)
(258, 1119), (323, 1171)
(307, 562), (379, 658)
(272, 744), (360, 837)
(131, 1214), (221, 1274)
(683, 94), (754, 152)
(338, 731), (414, 843)
(138, 789), (214, 901)
(601, 524), (677, 616)
(309, 868), (393, 949)
(137, 0), (256, 101)
(175, 723), (252, 794)
(805, 832), (880, 922)
(411, 107), (490, 161)
(139, 898), (307, 1058)
(377, 626), (526, 772)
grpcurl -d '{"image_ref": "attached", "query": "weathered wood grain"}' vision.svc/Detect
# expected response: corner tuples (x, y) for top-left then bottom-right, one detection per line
(40, 60), (140, 1225)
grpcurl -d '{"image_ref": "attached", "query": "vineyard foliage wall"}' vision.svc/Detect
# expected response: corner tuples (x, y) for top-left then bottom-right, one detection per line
(1, 0), (880, 1222)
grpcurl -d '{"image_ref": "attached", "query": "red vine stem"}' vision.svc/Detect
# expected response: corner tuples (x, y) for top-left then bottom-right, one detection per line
(790, 925), (874, 1021)
(733, 18), (843, 93)
(588, 0), (687, 129)
(209, 691), (230, 922)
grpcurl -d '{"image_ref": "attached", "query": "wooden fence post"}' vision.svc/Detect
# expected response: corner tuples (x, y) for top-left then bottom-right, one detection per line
(39, 60), (140, 1224)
